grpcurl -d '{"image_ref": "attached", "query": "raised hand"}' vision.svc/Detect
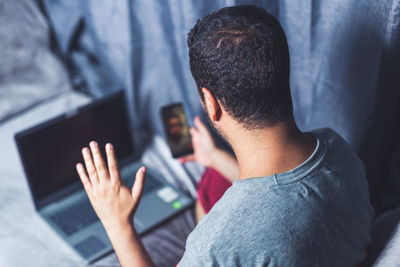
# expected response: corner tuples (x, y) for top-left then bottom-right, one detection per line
(76, 141), (146, 230)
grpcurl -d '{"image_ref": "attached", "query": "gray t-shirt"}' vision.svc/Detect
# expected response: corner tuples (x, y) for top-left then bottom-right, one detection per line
(178, 128), (374, 266)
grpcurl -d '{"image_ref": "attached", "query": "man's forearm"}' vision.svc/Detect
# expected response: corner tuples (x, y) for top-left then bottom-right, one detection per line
(105, 222), (155, 267)
(210, 149), (239, 182)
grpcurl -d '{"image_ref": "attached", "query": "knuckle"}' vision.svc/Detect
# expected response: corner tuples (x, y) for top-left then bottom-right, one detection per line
(110, 164), (118, 173)
(97, 165), (106, 174)
(88, 169), (97, 178)
(111, 177), (120, 185)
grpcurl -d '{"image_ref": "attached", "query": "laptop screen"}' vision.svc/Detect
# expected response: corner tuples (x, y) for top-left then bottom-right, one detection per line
(15, 91), (134, 206)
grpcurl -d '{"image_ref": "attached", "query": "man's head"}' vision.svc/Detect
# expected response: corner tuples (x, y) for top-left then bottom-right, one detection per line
(187, 5), (293, 132)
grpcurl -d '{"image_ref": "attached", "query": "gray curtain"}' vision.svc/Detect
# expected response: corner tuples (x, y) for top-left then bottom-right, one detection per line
(40, 0), (400, 214)
(0, 0), (71, 122)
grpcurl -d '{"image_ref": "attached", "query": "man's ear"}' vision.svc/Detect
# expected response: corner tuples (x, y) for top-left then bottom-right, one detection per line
(201, 87), (222, 122)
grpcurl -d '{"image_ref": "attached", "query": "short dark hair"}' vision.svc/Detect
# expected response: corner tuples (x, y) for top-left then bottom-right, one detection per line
(187, 5), (293, 129)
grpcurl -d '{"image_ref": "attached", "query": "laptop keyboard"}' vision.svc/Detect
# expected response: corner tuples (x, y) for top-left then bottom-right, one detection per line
(50, 200), (97, 236)
(50, 173), (163, 236)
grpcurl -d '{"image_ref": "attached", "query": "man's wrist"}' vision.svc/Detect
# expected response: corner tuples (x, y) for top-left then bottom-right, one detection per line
(103, 219), (135, 238)
(102, 218), (155, 267)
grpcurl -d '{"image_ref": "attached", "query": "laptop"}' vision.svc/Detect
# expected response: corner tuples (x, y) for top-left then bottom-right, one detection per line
(14, 90), (194, 263)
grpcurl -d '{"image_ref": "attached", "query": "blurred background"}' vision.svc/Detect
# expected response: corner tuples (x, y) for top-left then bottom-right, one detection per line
(1, 0), (399, 266)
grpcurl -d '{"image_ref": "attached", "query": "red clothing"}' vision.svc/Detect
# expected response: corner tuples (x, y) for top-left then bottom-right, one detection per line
(197, 168), (232, 213)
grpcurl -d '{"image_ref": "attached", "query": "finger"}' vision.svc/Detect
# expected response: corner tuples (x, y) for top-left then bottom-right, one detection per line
(82, 147), (99, 184)
(189, 129), (201, 145)
(131, 166), (146, 208)
(76, 163), (92, 190)
(178, 154), (196, 163)
(194, 116), (208, 134)
(105, 143), (121, 184)
(89, 141), (108, 180)
(189, 127), (199, 138)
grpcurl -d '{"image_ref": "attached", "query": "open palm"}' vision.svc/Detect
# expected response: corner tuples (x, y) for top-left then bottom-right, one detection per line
(76, 141), (146, 230)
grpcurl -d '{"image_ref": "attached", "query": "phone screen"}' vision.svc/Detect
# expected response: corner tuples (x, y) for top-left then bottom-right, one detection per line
(161, 103), (193, 158)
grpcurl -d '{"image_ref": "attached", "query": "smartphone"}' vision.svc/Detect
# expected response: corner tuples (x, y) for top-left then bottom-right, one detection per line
(161, 103), (193, 158)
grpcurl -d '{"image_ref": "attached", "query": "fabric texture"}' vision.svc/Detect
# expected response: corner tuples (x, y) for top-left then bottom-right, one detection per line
(178, 128), (374, 266)
(368, 206), (400, 266)
(0, 0), (71, 123)
(197, 168), (232, 213)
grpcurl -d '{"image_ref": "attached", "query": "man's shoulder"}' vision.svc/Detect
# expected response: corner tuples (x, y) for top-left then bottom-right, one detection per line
(180, 199), (288, 266)
(311, 127), (365, 177)
(180, 185), (306, 265)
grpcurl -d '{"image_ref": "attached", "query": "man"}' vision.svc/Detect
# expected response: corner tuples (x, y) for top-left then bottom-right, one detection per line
(76, 5), (374, 266)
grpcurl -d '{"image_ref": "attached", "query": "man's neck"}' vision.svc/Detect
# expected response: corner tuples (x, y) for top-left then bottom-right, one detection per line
(229, 120), (316, 180)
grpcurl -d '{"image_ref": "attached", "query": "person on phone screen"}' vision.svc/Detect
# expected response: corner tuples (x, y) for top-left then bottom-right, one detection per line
(75, 5), (373, 266)
(166, 115), (192, 157)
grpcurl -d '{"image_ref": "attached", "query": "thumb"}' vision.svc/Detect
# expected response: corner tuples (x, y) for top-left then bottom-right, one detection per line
(178, 154), (196, 163)
(131, 166), (146, 206)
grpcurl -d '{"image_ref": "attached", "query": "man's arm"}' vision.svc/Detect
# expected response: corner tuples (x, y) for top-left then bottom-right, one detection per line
(180, 116), (239, 182)
(105, 219), (153, 267)
(76, 141), (154, 267)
